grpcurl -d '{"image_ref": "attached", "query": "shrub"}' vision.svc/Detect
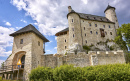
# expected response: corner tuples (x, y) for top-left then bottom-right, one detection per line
(29, 66), (53, 81)
(29, 64), (130, 81)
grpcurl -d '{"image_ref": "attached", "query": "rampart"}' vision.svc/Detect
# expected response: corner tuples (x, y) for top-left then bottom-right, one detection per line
(41, 50), (125, 68)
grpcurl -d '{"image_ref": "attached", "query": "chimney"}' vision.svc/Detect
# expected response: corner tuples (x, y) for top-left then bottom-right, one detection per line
(68, 6), (72, 13)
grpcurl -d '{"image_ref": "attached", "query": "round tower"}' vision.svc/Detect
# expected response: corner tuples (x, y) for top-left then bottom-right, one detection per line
(67, 6), (83, 51)
(104, 5), (119, 30)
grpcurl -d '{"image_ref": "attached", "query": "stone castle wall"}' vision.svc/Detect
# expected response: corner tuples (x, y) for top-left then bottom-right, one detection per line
(41, 50), (125, 68)
(57, 31), (69, 54)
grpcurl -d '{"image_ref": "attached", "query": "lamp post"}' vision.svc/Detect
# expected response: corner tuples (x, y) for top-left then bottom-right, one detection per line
(17, 59), (22, 81)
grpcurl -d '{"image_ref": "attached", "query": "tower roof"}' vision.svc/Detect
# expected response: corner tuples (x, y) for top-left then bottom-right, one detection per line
(55, 27), (69, 36)
(10, 24), (49, 42)
(104, 5), (115, 13)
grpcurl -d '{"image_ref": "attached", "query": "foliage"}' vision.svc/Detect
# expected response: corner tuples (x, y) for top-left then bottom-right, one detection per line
(29, 64), (130, 81)
(1, 62), (4, 68)
(29, 66), (53, 81)
(83, 45), (90, 51)
(114, 23), (130, 50)
(121, 23), (130, 49)
(110, 46), (114, 50)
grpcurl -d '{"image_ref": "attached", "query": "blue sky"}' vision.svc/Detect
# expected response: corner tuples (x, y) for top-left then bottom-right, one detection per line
(0, 0), (130, 64)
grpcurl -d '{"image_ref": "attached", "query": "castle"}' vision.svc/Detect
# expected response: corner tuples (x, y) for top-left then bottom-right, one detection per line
(55, 5), (119, 54)
(0, 5), (125, 81)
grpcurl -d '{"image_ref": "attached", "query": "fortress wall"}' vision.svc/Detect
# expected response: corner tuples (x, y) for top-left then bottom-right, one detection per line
(91, 50), (126, 65)
(41, 54), (57, 68)
(41, 50), (125, 68)
(62, 52), (91, 67)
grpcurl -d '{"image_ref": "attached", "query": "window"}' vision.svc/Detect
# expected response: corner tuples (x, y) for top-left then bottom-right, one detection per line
(101, 18), (102, 20)
(94, 17), (96, 20)
(105, 32), (107, 35)
(90, 31), (92, 34)
(95, 24), (97, 27)
(110, 32), (112, 35)
(89, 23), (91, 26)
(85, 40), (87, 43)
(83, 20), (84, 22)
(20, 39), (23, 44)
(100, 29), (105, 37)
(84, 27), (85, 30)
(72, 28), (74, 31)
(96, 32), (98, 35)
(65, 39), (66, 42)
(85, 33), (86, 36)
(72, 19), (73, 22)
(73, 34), (74, 37)
(109, 25), (111, 28)
(65, 46), (67, 49)
(38, 41), (40, 46)
(103, 25), (105, 28)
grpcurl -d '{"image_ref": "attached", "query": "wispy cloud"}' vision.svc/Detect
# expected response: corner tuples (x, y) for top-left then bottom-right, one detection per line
(21, 19), (27, 23)
(54, 47), (57, 50)
(0, 26), (15, 57)
(5, 22), (11, 26)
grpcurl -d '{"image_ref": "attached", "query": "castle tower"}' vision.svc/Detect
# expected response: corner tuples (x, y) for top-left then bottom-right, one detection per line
(67, 6), (83, 51)
(8, 24), (49, 80)
(104, 5), (119, 30)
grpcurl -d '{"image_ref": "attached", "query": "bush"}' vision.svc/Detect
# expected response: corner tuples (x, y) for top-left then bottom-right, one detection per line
(29, 64), (130, 81)
(29, 66), (53, 81)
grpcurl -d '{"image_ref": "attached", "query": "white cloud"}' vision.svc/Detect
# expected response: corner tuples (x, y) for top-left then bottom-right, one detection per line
(5, 22), (11, 26)
(54, 47), (57, 50)
(21, 19), (27, 23)
(11, 0), (130, 35)
(16, 27), (22, 30)
(0, 26), (15, 57)
(55, 37), (57, 40)
(81, 0), (88, 4)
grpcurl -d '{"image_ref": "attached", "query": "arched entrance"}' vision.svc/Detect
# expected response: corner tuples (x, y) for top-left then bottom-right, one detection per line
(21, 55), (25, 68)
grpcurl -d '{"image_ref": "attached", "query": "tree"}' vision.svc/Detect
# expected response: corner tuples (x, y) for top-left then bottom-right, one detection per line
(115, 23), (130, 51)
(115, 23), (130, 63)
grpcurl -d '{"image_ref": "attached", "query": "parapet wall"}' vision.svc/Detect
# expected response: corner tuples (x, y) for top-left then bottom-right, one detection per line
(89, 50), (125, 66)
(41, 50), (126, 68)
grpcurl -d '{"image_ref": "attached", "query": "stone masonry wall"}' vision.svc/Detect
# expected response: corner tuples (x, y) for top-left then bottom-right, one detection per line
(57, 31), (69, 54)
(42, 50), (125, 68)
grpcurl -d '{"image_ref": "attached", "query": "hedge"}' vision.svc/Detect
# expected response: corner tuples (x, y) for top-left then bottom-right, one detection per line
(29, 64), (130, 81)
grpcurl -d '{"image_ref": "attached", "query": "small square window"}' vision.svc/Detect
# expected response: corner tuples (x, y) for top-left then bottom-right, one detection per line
(86, 40), (87, 43)
(89, 23), (91, 26)
(20, 39), (23, 44)
(73, 34), (74, 37)
(109, 25), (111, 28)
(65, 39), (66, 42)
(85, 33), (86, 36)
(103, 25), (105, 28)
(90, 31), (92, 34)
(95, 24), (97, 27)
(110, 32), (112, 35)
(65, 46), (67, 49)
(105, 32), (107, 35)
(38, 41), (40, 46)
(96, 32), (98, 35)
(72, 28), (74, 31)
